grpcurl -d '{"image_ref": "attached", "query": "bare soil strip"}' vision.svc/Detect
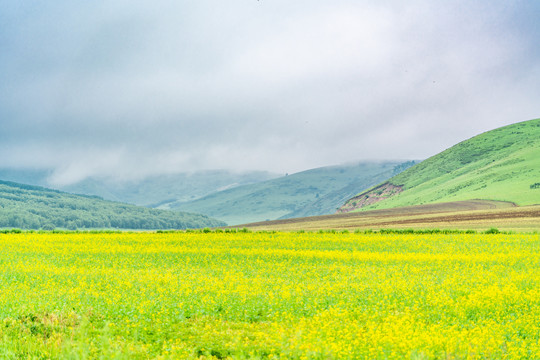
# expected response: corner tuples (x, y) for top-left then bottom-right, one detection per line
(235, 200), (539, 232)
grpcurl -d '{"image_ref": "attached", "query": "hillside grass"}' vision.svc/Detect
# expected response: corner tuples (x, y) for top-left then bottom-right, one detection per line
(345, 118), (540, 211)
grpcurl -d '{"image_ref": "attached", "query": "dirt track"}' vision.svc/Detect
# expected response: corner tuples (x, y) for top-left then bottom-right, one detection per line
(238, 200), (539, 232)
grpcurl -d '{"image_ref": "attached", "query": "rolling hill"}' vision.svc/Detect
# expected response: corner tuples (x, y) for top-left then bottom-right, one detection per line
(340, 118), (540, 213)
(0, 180), (225, 230)
(169, 161), (416, 225)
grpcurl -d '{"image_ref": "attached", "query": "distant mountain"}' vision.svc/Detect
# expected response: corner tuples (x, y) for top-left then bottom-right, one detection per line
(170, 161), (416, 225)
(0, 169), (279, 206)
(340, 118), (540, 213)
(0, 180), (225, 230)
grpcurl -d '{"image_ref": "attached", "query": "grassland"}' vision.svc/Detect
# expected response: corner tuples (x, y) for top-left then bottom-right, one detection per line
(341, 118), (540, 212)
(1, 231), (540, 359)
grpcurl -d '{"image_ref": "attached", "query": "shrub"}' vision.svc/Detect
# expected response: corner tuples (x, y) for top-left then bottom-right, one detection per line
(485, 227), (500, 234)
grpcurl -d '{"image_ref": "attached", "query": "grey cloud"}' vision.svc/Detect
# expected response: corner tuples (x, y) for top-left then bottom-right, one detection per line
(0, 0), (539, 184)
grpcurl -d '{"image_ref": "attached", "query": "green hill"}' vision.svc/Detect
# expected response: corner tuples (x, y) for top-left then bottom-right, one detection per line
(340, 118), (540, 212)
(0, 180), (225, 230)
(170, 161), (416, 225)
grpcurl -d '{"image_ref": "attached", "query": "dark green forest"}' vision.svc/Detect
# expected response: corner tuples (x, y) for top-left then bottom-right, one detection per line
(0, 180), (225, 230)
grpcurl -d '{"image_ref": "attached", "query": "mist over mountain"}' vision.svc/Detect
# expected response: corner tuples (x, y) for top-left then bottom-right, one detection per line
(0, 169), (279, 207)
(0, 161), (416, 227)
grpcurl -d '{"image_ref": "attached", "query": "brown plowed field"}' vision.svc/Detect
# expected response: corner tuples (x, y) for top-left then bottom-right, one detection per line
(235, 200), (540, 232)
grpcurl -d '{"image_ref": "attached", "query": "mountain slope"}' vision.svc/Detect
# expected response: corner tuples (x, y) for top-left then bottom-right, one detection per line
(0, 180), (225, 230)
(0, 169), (279, 207)
(340, 118), (540, 212)
(170, 161), (415, 225)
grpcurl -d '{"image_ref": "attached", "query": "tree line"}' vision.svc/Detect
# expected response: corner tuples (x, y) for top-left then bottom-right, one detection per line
(0, 180), (225, 230)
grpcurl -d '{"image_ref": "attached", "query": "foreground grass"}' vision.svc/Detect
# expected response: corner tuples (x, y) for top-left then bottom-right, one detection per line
(0, 232), (539, 359)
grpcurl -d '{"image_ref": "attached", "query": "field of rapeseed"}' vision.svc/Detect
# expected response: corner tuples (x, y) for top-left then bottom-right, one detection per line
(0, 231), (539, 359)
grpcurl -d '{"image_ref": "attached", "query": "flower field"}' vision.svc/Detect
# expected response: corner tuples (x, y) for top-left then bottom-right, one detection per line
(0, 231), (539, 359)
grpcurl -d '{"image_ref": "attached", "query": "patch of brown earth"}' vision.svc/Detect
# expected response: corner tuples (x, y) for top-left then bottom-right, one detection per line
(370, 208), (540, 227)
(338, 182), (403, 213)
(237, 202), (537, 232)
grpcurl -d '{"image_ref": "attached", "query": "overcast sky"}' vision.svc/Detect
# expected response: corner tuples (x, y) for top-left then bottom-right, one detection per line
(1, 0), (539, 185)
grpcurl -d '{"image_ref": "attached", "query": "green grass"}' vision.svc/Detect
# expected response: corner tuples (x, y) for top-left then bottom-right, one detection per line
(345, 118), (540, 211)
